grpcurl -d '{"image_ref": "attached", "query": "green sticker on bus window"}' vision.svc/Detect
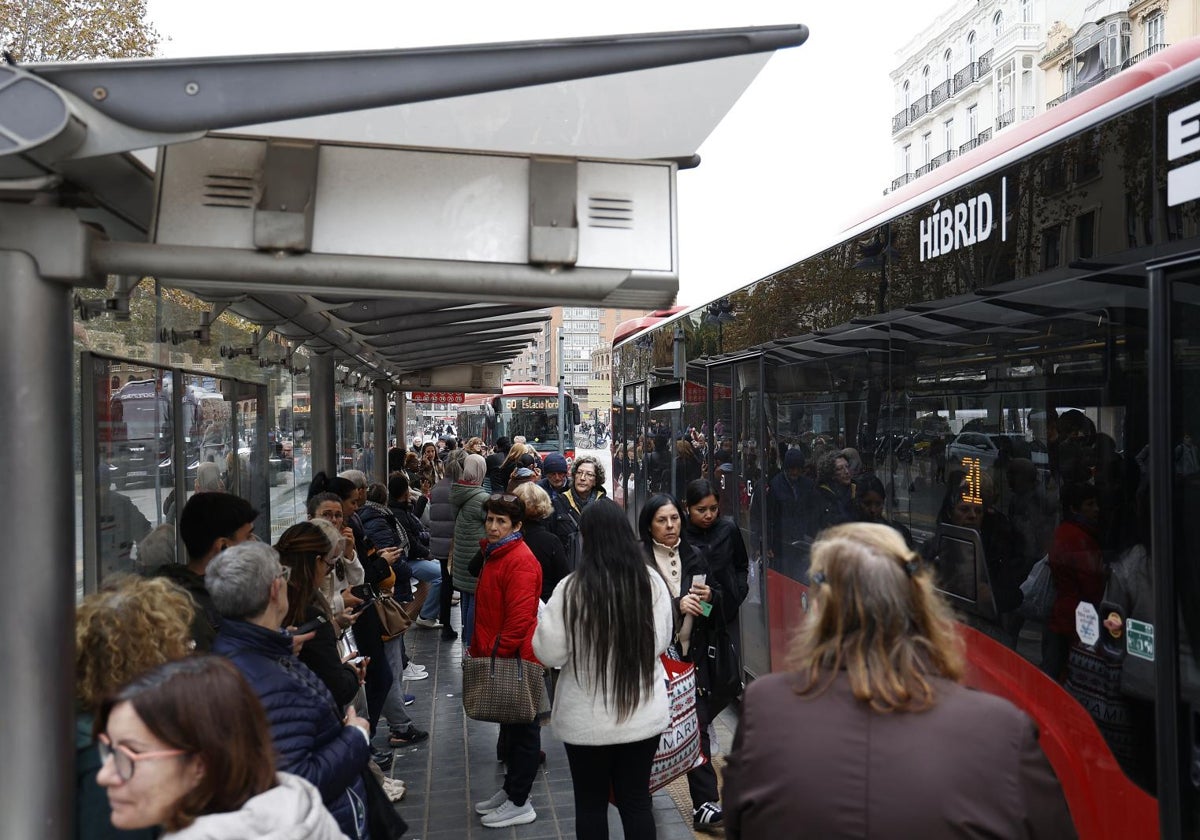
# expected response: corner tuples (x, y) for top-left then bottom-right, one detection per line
(1126, 619), (1154, 662)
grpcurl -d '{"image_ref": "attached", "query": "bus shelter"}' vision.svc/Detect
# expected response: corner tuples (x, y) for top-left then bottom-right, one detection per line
(0, 24), (807, 837)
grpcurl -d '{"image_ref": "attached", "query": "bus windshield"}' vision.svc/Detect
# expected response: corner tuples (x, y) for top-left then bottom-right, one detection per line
(496, 396), (573, 452)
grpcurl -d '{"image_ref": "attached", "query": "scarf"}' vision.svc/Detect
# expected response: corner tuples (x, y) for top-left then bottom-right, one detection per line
(482, 530), (524, 558)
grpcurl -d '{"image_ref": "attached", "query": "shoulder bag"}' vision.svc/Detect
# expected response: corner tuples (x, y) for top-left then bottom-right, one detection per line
(373, 586), (411, 640)
(462, 638), (545, 724)
(650, 653), (706, 791)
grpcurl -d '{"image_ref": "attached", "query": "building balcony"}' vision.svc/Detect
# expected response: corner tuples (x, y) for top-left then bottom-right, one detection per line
(891, 172), (914, 191)
(959, 127), (993, 154)
(910, 93), (932, 121)
(915, 160), (939, 177)
(953, 61), (981, 94)
(997, 108), (1015, 131)
(1047, 44), (1168, 108)
(978, 49), (994, 76)
(994, 22), (1042, 56)
(930, 79), (953, 108)
(931, 149), (956, 167)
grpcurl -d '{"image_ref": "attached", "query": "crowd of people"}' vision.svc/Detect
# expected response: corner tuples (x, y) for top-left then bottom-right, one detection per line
(75, 429), (1078, 839)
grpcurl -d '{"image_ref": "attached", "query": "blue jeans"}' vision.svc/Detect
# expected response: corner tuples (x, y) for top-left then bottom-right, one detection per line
(410, 559), (442, 621)
(461, 592), (476, 650)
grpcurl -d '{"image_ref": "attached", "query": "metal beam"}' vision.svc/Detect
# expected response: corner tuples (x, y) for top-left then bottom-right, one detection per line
(348, 305), (541, 335)
(309, 353), (336, 477)
(89, 241), (672, 308)
(393, 346), (529, 370)
(372, 324), (544, 352)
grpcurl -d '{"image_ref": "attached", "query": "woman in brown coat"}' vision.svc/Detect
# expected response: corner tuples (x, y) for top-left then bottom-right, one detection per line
(723, 522), (1075, 839)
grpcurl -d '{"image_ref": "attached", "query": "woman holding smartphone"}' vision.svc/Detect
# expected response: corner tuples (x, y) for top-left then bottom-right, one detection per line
(276, 522), (364, 709)
(637, 493), (724, 835)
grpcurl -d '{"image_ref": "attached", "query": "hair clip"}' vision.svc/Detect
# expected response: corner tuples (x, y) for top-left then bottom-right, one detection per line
(810, 571), (827, 586)
(903, 560), (918, 577)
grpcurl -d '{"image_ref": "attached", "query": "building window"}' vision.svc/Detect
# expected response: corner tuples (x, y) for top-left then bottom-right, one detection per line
(1042, 226), (1062, 269)
(903, 80), (911, 109)
(967, 31), (977, 64)
(902, 144), (911, 172)
(1020, 0), (1032, 24)
(1076, 211), (1096, 260)
(967, 104), (978, 138)
(922, 132), (932, 163)
(1146, 12), (1164, 50)
(1062, 60), (1074, 92)
(944, 48), (953, 82)
(922, 65), (931, 97)
(944, 119), (954, 150)
(993, 11), (1004, 40)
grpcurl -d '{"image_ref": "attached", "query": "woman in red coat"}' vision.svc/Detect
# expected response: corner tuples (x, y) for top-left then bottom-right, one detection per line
(1042, 482), (1105, 680)
(469, 493), (543, 830)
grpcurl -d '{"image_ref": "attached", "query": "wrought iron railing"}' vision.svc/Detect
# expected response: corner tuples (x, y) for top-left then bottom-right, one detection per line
(997, 108), (1016, 131)
(953, 61), (979, 93)
(1020, 105), (1036, 122)
(1046, 45), (1167, 109)
(891, 173), (914, 191)
(915, 160), (938, 177)
(959, 128), (993, 154)
(910, 93), (932, 121)
(932, 149), (956, 167)
(930, 79), (953, 108)
(892, 107), (910, 134)
(978, 49), (994, 75)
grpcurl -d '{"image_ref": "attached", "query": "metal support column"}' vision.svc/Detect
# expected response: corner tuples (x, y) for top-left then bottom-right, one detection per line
(0, 250), (74, 840)
(372, 381), (389, 486)
(557, 330), (566, 455)
(310, 354), (336, 478)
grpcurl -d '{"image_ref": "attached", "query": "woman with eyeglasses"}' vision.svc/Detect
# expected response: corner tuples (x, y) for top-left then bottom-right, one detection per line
(468, 492), (543, 829)
(535, 498), (672, 840)
(276, 522), (364, 710)
(549, 455), (607, 570)
(76, 576), (195, 840)
(722, 523), (1074, 839)
(96, 655), (347, 839)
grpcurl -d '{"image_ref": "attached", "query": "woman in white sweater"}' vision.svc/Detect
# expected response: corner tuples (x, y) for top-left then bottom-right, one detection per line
(533, 498), (672, 840)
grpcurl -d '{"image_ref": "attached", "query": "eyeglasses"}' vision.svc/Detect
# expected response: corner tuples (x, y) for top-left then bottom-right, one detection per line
(97, 734), (188, 782)
(277, 565), (291, 582)
(488, 494), (519, 503)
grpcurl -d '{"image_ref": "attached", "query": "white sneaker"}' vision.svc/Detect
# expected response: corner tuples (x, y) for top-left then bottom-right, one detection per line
(474, 789), (508, 815)
(402, 664), (428, 681)
(406, 662), (427, 673)
(414, 617), (443, 629)
(481, 799), (536, 828)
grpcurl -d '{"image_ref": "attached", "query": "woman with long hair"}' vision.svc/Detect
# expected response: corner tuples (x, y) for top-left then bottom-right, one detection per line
(637, 493), (723, 833)
(275, 522), (364, 709)
(95, 656), (346, 838)
(722, 523), (1074, 838)
(76, 576), (195, 840)
(535, 498), (671, 840)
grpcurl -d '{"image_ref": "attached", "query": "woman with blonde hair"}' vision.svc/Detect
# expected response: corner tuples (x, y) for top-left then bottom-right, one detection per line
(723, 522), (1075, 839)
(76, 576), (195, 840)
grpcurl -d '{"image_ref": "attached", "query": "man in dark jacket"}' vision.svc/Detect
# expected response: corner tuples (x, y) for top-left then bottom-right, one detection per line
(209, 542), (372, 840)
(536, 452), (570, 496)
(152, 491), (257, 651)
(484, 436), (511, 493)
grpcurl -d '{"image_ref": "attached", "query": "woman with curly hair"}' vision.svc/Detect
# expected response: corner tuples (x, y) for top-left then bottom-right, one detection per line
(722, 523), (1074, 838)
(76, 576), (195, 840)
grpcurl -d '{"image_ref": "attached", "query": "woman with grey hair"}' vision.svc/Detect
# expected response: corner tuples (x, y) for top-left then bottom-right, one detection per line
(207, 542), (373, 839)
(550, 455), (607, 569)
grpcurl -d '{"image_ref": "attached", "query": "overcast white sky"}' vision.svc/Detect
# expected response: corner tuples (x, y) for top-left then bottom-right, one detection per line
(145, 0), (952, 307)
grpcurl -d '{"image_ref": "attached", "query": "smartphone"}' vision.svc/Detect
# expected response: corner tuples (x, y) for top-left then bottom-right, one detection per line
(294, 614), (328, 636)
(348, 596), (376, 615)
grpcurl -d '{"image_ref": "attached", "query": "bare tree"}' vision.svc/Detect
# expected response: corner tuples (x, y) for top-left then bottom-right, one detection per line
(1, 0), (158, 63)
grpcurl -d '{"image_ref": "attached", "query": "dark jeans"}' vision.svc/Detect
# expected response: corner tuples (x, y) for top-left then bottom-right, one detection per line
(499, 721), (541, 807)
(565, 735), (659, 840)
(438, 558), (453, 626)
(687, 695), (719, 809)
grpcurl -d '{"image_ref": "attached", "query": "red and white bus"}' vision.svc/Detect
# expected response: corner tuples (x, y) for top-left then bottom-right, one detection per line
(456, 382), (580, 458)
(613, 39), (1200, 837)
